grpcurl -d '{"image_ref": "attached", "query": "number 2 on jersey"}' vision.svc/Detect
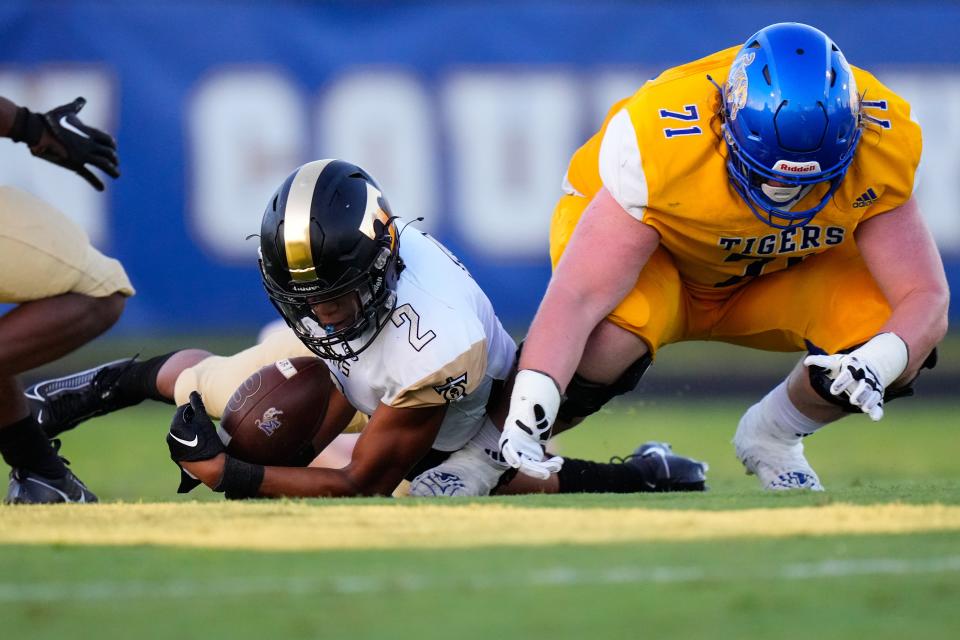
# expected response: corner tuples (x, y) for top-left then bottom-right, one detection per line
(391, 303), (437, 351)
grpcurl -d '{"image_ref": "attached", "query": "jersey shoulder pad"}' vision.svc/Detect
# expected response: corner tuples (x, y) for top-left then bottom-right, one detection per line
(389, 335), (489, 408)
(378, 294), (489, 408)
(849, 65), (922, 216)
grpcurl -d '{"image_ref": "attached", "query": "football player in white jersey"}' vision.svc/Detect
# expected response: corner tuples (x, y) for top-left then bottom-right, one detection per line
(1, 95), (129, 504)
(30, 160), (708, 499)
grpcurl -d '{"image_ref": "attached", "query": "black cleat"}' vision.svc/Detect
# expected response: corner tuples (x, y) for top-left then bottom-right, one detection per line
(612, 441), (709, 492)
(25, 357), (139, 438)
(6, 467), (99, 504)
(5, 441), (98, 504)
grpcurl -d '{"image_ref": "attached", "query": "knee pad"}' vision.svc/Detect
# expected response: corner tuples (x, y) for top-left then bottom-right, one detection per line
(807, 341), (938, 413)
(558, 352), (652, 422)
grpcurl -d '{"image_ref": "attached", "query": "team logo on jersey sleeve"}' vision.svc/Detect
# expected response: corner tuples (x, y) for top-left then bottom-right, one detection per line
(726, 51), (755, 122)
(433, 373), (468, 402)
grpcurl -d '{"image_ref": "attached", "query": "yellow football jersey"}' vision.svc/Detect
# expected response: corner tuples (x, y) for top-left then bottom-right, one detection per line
(562, 45), (922, 300)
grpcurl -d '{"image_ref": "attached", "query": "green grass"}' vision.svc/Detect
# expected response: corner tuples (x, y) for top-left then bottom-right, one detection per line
(1, 534), (958, 639)
(18, 397), (956, 502)
(1, 399), (958, 639)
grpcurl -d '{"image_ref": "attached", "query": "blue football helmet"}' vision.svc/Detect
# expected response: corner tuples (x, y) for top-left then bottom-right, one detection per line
(720, 23), (862, 229)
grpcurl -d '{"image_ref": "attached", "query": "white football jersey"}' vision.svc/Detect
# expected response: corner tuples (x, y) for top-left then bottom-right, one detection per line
(323, 223), (516, 451)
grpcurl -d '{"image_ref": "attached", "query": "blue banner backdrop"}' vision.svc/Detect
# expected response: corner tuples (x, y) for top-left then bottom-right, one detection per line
(2, 1), (958, 333)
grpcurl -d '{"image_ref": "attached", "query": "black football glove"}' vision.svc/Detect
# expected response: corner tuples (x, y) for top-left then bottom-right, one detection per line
(166, 392), (224, 493)
(37, 97), (120, 191)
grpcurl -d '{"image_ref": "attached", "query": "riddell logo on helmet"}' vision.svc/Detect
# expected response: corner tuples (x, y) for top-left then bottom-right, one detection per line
(773, 160), (821, 174)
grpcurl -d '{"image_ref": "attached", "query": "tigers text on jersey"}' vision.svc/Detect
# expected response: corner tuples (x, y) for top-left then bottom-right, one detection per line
(323, 223), (516, 451)
(562, 45), (922, 298)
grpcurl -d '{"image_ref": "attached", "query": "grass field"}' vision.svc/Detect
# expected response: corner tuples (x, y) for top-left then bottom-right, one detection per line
(1, 398), (958, 639)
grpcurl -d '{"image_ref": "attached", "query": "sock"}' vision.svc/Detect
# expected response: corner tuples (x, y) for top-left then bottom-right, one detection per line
(754, 381), (826, 441)
(0, 416), (68, 477)
(114, 352), (178, 405)
(466, 416), (510, 469)
(557, 457), (658, 494)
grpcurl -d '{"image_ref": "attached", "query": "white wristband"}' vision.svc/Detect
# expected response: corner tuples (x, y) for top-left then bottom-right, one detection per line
(852, 333), (909, 387)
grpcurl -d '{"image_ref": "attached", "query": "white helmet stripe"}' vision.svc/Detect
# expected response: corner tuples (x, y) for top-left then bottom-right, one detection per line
(284, 159), (335, 282)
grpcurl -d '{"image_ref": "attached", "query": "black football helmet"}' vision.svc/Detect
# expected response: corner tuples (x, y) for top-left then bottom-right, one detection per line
(259, 159), (402, 361)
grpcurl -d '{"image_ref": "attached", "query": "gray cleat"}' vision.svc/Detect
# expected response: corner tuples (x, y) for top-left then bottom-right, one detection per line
(5, 442), (98, 504)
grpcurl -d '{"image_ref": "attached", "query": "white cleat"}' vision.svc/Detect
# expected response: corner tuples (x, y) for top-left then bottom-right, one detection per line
(733, 406), (824, 492)
(409, 444), (506, 497)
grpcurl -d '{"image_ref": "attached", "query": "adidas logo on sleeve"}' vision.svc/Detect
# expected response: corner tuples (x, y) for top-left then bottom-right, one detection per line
(853, 188), (879, 208)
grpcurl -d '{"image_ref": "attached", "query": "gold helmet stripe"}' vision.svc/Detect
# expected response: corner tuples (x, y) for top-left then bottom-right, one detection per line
(284, 159), (334, 282)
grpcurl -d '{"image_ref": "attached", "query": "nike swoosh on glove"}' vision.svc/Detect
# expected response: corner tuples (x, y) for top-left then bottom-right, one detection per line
(38, 97), (120, 191)
(166, 391), (224, 492)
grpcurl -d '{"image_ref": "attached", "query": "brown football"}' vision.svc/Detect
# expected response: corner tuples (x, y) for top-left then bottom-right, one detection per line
(220, 356), (332, 466)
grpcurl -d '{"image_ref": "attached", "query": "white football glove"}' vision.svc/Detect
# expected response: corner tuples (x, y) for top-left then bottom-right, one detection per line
(803, 332), (908, 422)
(499, 370), (564, 480)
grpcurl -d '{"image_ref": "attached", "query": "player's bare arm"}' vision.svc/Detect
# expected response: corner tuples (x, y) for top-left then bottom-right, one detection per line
(500, 187), (660, 478)
(177, 398), (445, 498)
(0, 97), (19, 133)
(258, 402), (444, 497)
(854, 196), (949, 381)
(305, 402), (446, 497)
(798, 196), (950, 422)
(308, 384), (366, 455)
(518, 187), (661, 391)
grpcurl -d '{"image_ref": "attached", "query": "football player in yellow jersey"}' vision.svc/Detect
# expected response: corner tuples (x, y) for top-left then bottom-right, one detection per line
(0, 96), (131, 503)
(499, 22), (949, 490)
